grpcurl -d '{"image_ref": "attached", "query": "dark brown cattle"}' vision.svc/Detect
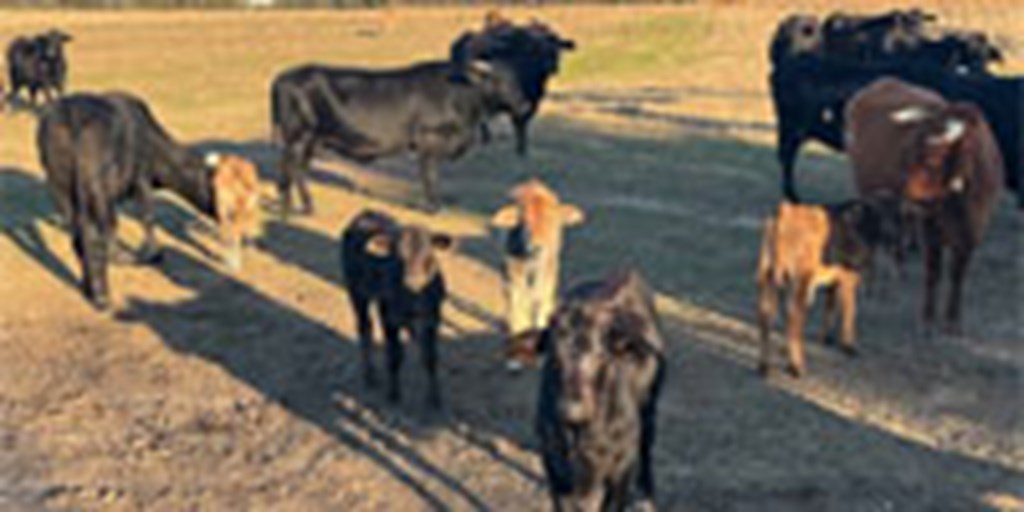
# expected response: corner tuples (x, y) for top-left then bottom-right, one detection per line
(340, 209), (453, 408)
(534, 269), (665, 511)
(757, 199), (899, 377)
(36, 92), (263, 310)
(845, 78), (1004, 334)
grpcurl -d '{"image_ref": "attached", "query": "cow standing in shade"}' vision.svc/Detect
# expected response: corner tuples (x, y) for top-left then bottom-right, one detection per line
(341, 209), (453, 408)
(534, 269), (665, 512)
(845, 78), (1004, 334)
(756, 199), (900, 377)
(37, 92), (263, 310)
(490, 179), (584, 369)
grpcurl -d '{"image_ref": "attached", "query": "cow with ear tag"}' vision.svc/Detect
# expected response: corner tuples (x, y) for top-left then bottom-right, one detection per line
(340, 209), (454, 408)
(533, 269), (665, 512)
(490, 179), (585, 371)
(206, 152), (266, 272)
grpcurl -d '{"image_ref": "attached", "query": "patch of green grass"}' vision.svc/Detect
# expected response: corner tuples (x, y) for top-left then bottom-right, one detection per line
(561, 13), (709, 86)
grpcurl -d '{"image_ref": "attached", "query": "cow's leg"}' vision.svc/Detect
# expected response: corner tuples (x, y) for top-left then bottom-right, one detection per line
(278, 137), (314, 217)
(921, 219), (944, 336)
(479, 122), (492, 145)
(416, 154), (442, 212)
(838, 276), (859, 356)
(512, 112), (534, 157)
(380, 302), (404, 403)
(756, 278), (779, 376)
(353, 294), (377, 388)
(636, 366), (662, 506)
(136, 182), (163, 264)
(817, 285), (838, 346)
(604, 472), (633, 512)
(785, 277), (813, 377)
(72, 214), (112, 310)
(777, 128), (803, 202)
(944, 244), (973, 335)
(417, 320), (442, 409)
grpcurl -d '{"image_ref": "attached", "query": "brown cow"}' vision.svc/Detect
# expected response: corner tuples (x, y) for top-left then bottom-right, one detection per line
(757, 199), (899, 377)
(491, 179), (584, 370)
(845, 77), (1004, 334)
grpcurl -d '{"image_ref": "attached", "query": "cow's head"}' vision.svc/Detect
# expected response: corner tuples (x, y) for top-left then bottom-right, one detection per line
(891, 102), (982, 202)
(546, 293), (660, 426)
(946, 31), (1003, 73)
(769, 14), (822, 64)
(40, 29), (72, 60)
(456, 58), (531, 118)
(366, 224), (454, 294)
(207, 152), (265, 271)
(829, 195), (906, 271)
(490, 179), (584, 258)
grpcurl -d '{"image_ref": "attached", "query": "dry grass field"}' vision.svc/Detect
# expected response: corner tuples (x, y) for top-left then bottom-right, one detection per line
(1, 3), (1022, 511)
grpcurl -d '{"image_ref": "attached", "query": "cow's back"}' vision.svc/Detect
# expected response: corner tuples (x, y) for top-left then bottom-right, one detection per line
(845, 77), (948, 195)
(767, 202), (831, 285)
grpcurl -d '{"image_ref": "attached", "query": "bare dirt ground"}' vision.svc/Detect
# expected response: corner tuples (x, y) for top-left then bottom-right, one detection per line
(1, 5), (1022, 511)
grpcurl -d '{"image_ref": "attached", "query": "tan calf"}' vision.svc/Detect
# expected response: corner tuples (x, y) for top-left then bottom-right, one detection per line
(207, 153), (264, 271)
(757, 200), (893, 377)
(491, 179), (584, 369)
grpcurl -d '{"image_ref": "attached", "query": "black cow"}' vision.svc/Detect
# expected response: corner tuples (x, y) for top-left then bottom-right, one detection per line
(450, 18), (575, 156)
(533, 269), (665, 512)
(270, 58), (528, 215)
(340, 209), (453, 408)
(769, 56), (1023, 207)
(37, 92), (263, 310)
(820, 9), (936, 63)
(6, 29), (72, 107)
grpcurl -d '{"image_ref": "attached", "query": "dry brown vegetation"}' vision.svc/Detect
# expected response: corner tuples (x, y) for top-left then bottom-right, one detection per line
(1, 3), (1022, 511)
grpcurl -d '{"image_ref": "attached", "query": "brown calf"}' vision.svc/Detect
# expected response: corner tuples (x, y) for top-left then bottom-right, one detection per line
(757, 199), (896, 377)
(846, 78), (1004, 333)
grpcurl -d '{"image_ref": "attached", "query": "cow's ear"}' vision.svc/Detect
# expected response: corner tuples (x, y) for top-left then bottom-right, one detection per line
(366, 233), (392, 257)
(204, 152), (223, 169)
(891, 106), (931, 124)
(927, 118), (966, 146)
(430, 233), (454, 252)
(558, 37), (576, 51)
(560, 204), (585, 226)
(490, 205), (521, 228)
(607, 310), (659, 358)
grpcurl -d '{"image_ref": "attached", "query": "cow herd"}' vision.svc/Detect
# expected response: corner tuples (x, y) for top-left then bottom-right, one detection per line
(2, 8), (1017, 511)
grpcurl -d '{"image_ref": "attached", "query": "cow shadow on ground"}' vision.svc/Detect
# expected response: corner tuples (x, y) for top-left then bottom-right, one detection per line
(0, 167), (77, 288)
(193, 138), (434, 212)
(247, 202), (1020, 508)
(114, 216), (1020, 509)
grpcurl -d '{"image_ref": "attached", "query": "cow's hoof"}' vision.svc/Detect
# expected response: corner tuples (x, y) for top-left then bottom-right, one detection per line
(841, 344), (859, 358)
(633, 499), (656, 512)
(139, 248), (164, 265)
(90, 295), (112, 312)
(757, 362), (771, 378)
(821, 332), (837, 347)
(785, 363), (805, 378)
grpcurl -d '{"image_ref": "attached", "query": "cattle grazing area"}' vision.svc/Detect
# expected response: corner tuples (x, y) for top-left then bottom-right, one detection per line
(1, 4), (1022, 512)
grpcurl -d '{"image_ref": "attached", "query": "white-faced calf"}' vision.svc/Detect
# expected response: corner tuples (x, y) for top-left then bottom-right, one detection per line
(490, 179), (584, 370)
